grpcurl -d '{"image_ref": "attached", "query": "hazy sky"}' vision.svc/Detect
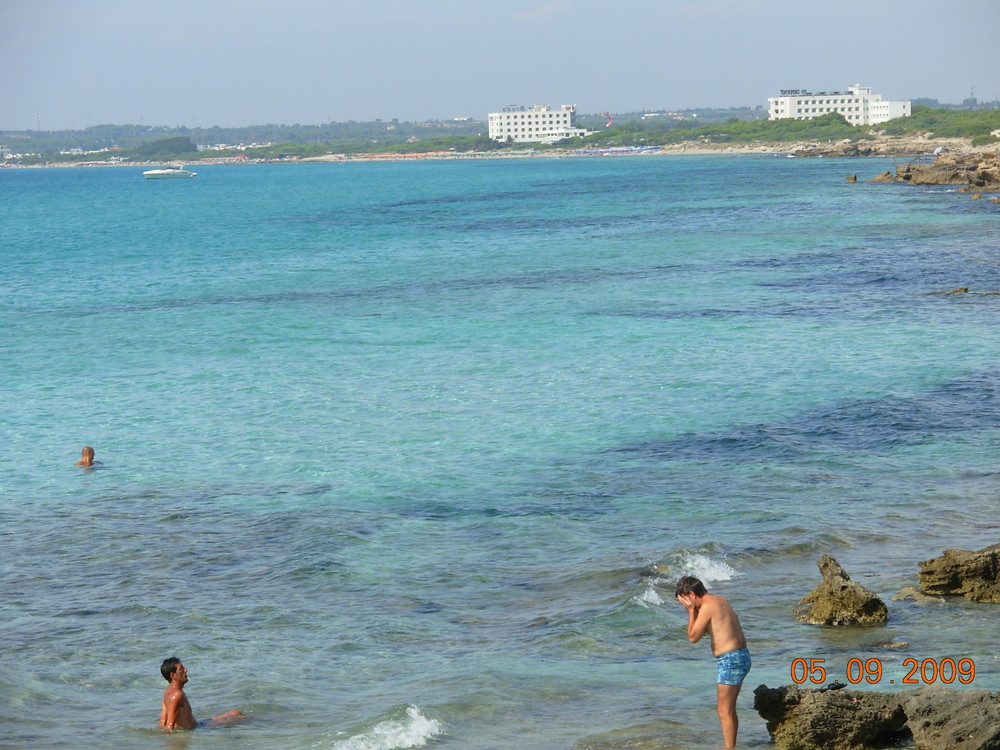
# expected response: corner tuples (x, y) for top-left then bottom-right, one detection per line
(3, 0), (998, 130)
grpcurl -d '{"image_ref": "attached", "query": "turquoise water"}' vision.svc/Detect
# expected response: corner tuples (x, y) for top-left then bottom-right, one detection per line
(2, 156), (998, 750)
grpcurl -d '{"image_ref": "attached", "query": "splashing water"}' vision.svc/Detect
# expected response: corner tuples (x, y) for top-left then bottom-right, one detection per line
(669, 552), (741, 584)
(326, 706), (443, 750)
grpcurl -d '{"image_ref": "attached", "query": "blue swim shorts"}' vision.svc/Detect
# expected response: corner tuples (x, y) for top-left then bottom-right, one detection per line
(716, 647), (752, 686)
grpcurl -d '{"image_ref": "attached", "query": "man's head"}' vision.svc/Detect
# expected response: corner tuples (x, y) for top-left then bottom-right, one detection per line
(675, 575), (707, 601)
(161, 657), (187, 684)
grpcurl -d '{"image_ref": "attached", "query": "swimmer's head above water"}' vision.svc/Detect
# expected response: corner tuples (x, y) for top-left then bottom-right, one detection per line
(161, 657), (187, 684)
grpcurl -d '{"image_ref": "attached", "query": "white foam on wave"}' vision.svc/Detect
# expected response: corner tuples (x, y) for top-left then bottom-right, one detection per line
(634, 582), (665, 607)
(672, 552), (740, 584)
(325, 705), (443, 750)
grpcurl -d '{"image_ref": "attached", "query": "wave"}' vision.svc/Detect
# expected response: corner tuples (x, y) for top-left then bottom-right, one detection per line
(323, 705), (443, 750)
(632, 582), (665, 608)
(624, 552), (739, 612)
(658, 551), (741, 586)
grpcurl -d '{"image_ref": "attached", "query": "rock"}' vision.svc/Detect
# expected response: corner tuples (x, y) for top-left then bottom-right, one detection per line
(875, 152), (1000, 191)
(847, 174), (858, 183)
(753, 684), (908, 750)
(892, 586), (944, 603)
(863, 639), (910, 649)
(922, 287), (970, 295)
(917, 543), (1000, 602)
(754, 684), (1000, 750)
(898, 685), (1000, 750)
(794, 555), (889, 625)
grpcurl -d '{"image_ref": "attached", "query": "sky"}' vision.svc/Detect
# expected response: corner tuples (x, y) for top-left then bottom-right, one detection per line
(2, 0), (999, 131)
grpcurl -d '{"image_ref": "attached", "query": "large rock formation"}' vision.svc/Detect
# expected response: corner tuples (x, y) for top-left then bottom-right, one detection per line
(755, 684), (1000, 750)
(871, 152), (1000, 191)
(753, 684), (907, 750)
(918, 543), (1000, 602)
(900, 686), (1000, 749)
(794, 555), (889, 625)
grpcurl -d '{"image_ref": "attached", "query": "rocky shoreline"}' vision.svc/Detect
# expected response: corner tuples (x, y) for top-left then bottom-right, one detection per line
(301, 134), (996, 162)
(5, 133), (996, 168)
(787, 133), (997, 159)
(866, 151), (1000, 196)
(752, 545), (1000, 750)
(754, 683), (1000, 750)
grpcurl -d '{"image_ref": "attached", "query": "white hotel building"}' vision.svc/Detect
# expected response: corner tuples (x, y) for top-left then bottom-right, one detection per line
(488, 104), (590, 144)
(768, 85), (910, 126)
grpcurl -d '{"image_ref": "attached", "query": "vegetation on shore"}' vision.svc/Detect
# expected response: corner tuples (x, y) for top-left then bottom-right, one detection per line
(879, 107), (1000, 146)
(3, 107), (998, 165)
(563, 107), (1000, 150)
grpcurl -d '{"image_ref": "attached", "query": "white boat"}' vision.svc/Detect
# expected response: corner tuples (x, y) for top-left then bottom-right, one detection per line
(143, 165), (197, 179)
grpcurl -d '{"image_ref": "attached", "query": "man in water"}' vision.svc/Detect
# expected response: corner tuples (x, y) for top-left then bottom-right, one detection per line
(75, 446), (98, 467)
(159, 657), (244, 731)
(675, 576), (750, 748)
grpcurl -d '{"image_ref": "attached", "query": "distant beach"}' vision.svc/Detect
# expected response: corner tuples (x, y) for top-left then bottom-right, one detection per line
(4, 133), (993, 171)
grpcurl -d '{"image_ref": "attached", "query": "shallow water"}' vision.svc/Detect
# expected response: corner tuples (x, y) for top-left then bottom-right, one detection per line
(2, 156), (998, 749)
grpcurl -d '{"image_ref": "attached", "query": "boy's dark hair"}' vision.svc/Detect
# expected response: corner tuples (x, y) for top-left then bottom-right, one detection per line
(675, 576), (707, 598)
(161, 656), (181, 682)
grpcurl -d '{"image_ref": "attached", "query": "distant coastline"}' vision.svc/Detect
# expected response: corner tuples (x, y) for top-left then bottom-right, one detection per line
(2, 133), (994, 169)
(301, 133), (993, 162)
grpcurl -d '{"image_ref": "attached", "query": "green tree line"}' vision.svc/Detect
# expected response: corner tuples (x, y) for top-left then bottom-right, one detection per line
(4, 107), (997, 163)
(880, 106), (1000, 142)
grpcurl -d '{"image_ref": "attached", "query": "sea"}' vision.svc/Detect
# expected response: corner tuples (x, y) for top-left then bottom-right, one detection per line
(2, 154), (998, 750)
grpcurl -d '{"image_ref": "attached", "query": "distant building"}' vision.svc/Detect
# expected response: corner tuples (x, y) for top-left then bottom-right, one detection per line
(488, 104), (590, 144)
(768, 85), (910, 126)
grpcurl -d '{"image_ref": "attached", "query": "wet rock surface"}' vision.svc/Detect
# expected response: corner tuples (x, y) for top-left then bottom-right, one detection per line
(755, 683), (1000, 750)
(754, 684), (908, 750)
(900, 686), (1000, 750)
(869, 152), (1000, 191)
(918, 543), (1000, 602)
(794, 555), (888, 625)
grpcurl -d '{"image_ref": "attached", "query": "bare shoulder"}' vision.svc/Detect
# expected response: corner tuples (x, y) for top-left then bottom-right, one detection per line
(711, 593), (736, 608)
(703, 593), (727, 611)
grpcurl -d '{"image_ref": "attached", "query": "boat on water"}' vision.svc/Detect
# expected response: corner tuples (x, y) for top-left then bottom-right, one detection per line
(143, 165), (197, 179)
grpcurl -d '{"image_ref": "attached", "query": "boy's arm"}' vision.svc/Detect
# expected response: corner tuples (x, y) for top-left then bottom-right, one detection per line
(685, 599), (713, 643)
(161, 691), (181, 730)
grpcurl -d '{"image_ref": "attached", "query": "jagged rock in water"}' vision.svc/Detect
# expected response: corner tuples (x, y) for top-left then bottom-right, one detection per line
(922, 287), (969, 295)
(918, 542), (1000, 602)
(794, 554), (888, 625)
(869, 170), (896, 182)
(875, 152), (1000, 190)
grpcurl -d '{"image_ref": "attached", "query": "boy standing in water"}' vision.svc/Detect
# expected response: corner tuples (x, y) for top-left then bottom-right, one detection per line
(159, 657), (244, 731)
(675, 576), (750, 748)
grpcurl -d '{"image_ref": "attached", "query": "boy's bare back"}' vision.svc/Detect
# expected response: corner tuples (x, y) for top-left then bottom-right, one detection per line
(698, 593), (747, 657)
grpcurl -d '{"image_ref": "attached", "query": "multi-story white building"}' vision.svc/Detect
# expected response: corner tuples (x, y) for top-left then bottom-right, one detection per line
(768, 85), (910, 126)
(488, 104), (589, 143)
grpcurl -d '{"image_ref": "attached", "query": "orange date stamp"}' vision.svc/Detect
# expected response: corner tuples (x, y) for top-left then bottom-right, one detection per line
(790, 657), (976, 686)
